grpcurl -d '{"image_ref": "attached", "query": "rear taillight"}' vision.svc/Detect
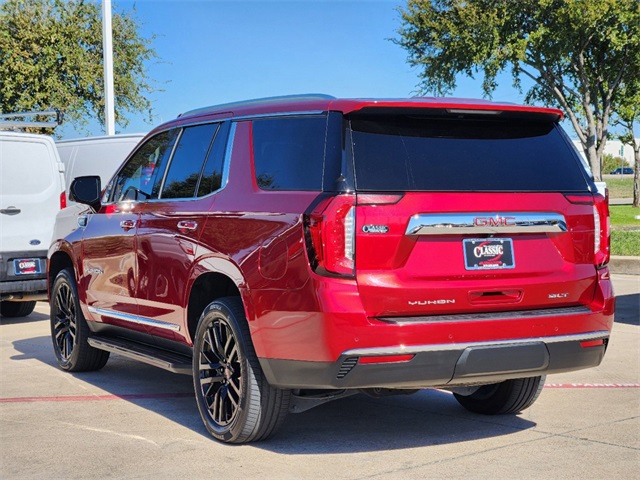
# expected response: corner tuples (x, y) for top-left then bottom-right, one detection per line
(304, 194), (356, 276)
(60, 191), (67, 210)
(593, 193), (610, 268)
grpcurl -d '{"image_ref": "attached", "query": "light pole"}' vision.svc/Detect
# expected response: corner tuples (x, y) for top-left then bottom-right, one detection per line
(102, 0), (115, 135)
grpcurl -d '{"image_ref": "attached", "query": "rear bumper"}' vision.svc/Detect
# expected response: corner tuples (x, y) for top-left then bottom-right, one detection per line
(0, 250), (48, 300)
(259, 331), (609, 389)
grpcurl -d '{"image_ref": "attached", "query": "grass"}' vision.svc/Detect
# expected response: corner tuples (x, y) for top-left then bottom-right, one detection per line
(609, 205), (640, 256)
(610, 205), (640, 227)
(611, 230), (640, 256)
(603, 175), (634, 199)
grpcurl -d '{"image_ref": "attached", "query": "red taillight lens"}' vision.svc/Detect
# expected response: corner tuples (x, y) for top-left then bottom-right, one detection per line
(304, 194), (356, 276)
(593, 193), (610, 268)
(60, 191), (67, 209)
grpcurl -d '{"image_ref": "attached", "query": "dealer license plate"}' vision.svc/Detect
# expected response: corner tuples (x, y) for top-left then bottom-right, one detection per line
(463, 238), (515, 270)
(14, 258), (42, 275)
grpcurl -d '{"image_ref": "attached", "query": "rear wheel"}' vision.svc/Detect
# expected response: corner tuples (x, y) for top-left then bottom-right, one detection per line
(453, 376), (545, 415)
(50, 268), (109, 372)
(0, 300), (36, 318)
(193, 297), (290, 443)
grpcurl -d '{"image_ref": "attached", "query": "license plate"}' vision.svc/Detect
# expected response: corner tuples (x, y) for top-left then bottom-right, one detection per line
(14, 258), (41, 275)
(463, 238), (515, 270)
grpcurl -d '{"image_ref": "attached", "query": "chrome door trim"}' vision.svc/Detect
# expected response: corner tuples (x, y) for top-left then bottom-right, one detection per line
(88, 307), (181, 332)
(405, 212), (568, 235)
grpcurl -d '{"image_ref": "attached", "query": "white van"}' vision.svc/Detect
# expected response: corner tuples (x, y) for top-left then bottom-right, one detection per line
(0, 131), (66, 317)
(53, 134), (145, 239)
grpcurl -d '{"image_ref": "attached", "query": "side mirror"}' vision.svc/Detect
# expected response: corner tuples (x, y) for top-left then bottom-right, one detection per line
(69, 176), (102, 211)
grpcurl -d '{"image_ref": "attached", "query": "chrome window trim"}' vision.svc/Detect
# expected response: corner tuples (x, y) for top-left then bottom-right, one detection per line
(405, 212), (568, 235)
(342, 331), (609, 356)
(88, 307), (181, 332)
(220, 121), (236, 190)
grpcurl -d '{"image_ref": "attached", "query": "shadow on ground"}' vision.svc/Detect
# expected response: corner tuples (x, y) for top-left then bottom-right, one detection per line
(11, 333), (536, 454)
(614, 293), (639, 326)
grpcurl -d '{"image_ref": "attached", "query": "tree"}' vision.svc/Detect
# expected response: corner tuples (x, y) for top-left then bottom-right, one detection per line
(0, 0), (157, 132)
(612, 79), (640, 207)
(394, 0), (640, 181)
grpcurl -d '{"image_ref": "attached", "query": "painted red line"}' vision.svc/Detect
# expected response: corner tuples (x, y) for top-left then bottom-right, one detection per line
(0, 393), (193, 403)
(545, 383), (640, 389)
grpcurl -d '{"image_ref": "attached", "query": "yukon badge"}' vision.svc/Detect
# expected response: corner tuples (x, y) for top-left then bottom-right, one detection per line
(362, 225), (389, 234)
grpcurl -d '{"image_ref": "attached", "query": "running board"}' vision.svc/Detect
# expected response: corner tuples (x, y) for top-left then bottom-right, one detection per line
(87, 337), (192, 375)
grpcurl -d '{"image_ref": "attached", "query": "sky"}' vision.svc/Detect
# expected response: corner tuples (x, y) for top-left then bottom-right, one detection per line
(61, 0), (533, 139)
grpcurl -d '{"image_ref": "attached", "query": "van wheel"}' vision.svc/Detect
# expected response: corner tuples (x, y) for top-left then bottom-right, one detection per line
(50, 268), (109, 372)
(0, 301), (36, 317)
(453, 376), (545, 415)
(193, 297), (290, 444)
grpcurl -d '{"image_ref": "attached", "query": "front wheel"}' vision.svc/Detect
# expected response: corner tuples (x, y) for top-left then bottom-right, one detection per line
(50, 268), (109, 372)
(453, 376), (545, 415)
(193, 297), (290, 443)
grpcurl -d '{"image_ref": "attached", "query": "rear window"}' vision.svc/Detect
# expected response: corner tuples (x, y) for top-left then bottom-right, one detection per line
(350, 116), (589, 192)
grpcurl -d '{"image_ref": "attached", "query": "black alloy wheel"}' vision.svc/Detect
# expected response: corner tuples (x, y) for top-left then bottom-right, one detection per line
(198, 316), (242, 427)
(50, 268), (109, 372)
(52, 280), (77, 362)
(193, 297), (290, 443)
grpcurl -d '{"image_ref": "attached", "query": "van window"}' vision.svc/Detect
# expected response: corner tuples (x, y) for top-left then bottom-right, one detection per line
(252, 116), (326, 191)
(350, 116), (590, 192)
(110, 130), (177, 202)
(161, 124), (218, 199)
(0, 140), (54, 195)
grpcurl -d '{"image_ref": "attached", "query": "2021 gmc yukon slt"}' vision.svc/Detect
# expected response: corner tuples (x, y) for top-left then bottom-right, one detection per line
(48, 95), (614, 443)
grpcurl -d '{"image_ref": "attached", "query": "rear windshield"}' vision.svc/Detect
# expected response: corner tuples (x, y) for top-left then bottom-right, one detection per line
(349, 116), (589, 192)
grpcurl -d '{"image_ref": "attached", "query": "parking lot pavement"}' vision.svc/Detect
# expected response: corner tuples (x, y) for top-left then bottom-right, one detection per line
(1, 274), (638, 480)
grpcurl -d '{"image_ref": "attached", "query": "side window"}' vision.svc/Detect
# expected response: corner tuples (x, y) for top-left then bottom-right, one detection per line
(252, 116), (326, 191)
(111, 130), (178, 202)
(197, 121), (230, 197)
(161, 123), (218, 199)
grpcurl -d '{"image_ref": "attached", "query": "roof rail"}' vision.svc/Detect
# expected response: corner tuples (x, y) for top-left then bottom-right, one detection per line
(180, 94), (336, 118)
(0, 109), (64, 129)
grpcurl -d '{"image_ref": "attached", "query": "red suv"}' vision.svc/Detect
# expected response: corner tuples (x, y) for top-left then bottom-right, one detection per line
(48, 95), (614, 443)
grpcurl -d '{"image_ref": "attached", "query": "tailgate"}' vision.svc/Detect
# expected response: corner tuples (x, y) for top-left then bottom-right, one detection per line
(354, 192), (597, 317)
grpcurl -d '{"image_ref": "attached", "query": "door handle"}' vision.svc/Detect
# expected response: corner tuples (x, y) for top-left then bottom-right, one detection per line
(120, 219), (136, 231)
(1, 207), (21, 215)
(177, 221), (198, 234)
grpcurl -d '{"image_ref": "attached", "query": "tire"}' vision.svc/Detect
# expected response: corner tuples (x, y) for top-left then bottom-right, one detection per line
(50, 268), (109, 372)
(0, 300), (36, 317)
(453, 376), (545, 415)
(193, 297), (290, 444)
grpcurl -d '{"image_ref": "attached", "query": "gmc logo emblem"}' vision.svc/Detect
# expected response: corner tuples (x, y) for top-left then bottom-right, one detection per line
(474, 216), (516, 227)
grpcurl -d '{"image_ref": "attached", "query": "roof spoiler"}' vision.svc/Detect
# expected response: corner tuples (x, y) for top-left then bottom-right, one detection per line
(0, 109), (64, 129)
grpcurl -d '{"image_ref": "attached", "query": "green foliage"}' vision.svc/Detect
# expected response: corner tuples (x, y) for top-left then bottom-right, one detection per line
(605, 176), (634, 199)
(0, 0), (158, 131)
(603, 154), (627, 174)
(394, 0), (640, 181)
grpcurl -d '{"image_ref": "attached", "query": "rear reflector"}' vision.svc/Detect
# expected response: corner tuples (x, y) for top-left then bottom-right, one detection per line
(60, 191), (67, 210)
(359, 354), (415, 364)
(580, 339), (605, 348)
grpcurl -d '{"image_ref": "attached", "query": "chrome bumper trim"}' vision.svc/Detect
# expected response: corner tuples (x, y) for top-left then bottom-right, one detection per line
(342, 331), (609, 356)
(376, 305), (591, 325)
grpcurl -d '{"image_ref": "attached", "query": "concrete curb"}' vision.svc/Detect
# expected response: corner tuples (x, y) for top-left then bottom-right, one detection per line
(609, 256), (640, 275)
